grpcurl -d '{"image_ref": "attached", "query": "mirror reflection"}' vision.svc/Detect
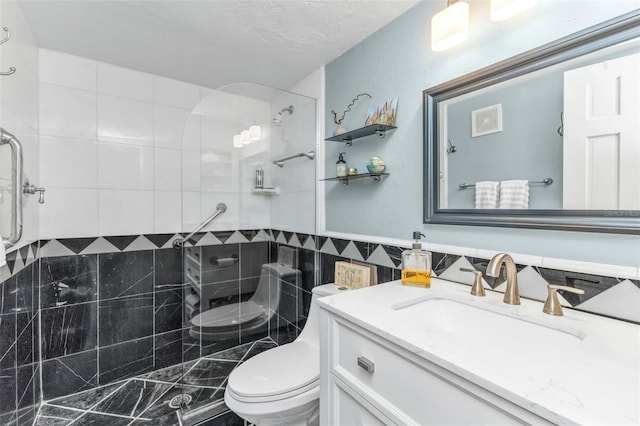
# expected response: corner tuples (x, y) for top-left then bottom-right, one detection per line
(440, 38), (640, 211)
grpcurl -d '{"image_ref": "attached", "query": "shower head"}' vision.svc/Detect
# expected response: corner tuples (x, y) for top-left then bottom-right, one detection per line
(272, 105), (294, 126)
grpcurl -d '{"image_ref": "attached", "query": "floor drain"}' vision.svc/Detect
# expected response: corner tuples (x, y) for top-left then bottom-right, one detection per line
(168, 393), (193, 409)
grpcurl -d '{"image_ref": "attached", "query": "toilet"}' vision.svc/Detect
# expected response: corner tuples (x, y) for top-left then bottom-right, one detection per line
(224, 283), (341, 426)
(190, 262), (301, 341)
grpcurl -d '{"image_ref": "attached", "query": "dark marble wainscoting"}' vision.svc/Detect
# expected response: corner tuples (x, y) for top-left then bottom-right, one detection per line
(0, 260), (41, 426)
(39, 248), (185, 400)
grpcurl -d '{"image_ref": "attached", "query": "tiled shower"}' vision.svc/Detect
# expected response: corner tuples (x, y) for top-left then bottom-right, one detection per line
(0, 1), (320, 421)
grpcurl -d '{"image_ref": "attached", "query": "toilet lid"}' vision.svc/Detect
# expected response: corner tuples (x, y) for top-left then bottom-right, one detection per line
(191, 300), (265, 328)
(227, 341), (319, 400)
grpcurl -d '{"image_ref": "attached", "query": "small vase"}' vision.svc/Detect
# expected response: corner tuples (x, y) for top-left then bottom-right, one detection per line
(366, 156), (386, 173)
(333, 125), (348, 136)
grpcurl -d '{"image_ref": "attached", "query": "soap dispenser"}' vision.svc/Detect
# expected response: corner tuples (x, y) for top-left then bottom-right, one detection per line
(336, 152), (347, 178)
(401, 232), (432, 288)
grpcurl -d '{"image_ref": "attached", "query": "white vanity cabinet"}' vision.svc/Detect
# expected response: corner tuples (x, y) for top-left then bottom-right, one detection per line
(319, 309), (551, 425)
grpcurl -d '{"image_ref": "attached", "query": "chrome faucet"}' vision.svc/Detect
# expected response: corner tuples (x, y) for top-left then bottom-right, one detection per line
(486, 253), (520, 305)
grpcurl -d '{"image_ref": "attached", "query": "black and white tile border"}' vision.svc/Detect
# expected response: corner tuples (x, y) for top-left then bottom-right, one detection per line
(2, 230), (638, 322)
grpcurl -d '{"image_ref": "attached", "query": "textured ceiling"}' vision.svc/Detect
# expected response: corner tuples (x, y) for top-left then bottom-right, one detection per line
(18, 0), (419, 90)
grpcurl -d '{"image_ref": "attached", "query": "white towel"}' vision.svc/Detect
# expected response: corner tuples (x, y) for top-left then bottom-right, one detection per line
(499, 180), (529, 209)
(475, 181), (499, 209)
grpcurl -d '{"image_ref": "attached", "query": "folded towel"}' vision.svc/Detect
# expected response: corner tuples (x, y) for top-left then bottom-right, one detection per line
(475, 181), (499, 209)
(499, 180), (529, 209)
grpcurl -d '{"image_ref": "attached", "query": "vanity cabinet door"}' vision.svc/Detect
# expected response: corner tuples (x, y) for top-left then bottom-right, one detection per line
(328, 374), (394, 426)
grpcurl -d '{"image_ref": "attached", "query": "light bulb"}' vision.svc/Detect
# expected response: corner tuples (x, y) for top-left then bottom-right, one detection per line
(431, 1), (469, 52)
(241, 130), (251, 145)
(249, 125), (261, 141)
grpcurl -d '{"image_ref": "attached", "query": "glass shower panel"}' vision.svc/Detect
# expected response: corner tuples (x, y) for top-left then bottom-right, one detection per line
(177, 83), (316, 423)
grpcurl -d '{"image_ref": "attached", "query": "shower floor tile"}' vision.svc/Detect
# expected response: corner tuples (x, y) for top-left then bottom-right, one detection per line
(35, 337), (277, 425)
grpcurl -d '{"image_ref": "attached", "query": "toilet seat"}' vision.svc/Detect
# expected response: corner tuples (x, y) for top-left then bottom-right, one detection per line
(227, 341), (319, 403)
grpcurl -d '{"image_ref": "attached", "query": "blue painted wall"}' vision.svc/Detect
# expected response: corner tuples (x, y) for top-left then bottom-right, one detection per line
(324, 1), (640, 267)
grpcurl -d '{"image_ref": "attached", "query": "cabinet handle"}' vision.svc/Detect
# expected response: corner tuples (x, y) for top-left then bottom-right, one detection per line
(357, 356), (375, 374)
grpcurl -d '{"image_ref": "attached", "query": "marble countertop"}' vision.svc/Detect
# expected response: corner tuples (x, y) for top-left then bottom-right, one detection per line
(318, 279), (640, 426)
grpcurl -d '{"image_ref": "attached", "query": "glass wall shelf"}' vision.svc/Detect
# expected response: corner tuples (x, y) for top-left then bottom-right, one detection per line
(321, 172), (389, 185)
(325, 124), (396, 146)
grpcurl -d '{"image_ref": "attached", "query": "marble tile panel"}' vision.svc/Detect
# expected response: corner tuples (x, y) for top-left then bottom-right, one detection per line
(205, 341), (253, 361)
(142, 358), (194, 384)
(180, 359), (238, 388)
(128, 410), (180, 425)
(16, 312), (34, 366)
(242, 340), (278, 362)
(98, 251), (153, 300)
(39, 255), (97, 309)
(0, 276), (17, 315)
(98, 337), (154, 385)
(0, 368), (17, 416)
(376, 265), (395, 284)
(16, 364), (37, 409)
(182, 328), (200, 363)
(239, 241), (269, 279)
(0, 313), (16, 370)
(154, 290), (182, 334)
(42, 350), (98, 400)
(15, 405), (37, 426)
(197, 409), (244, 426)
(201, 336), (241, 358)
(41, 303), (97, 359)
(98, 294), (153, 346)
(272, 314), (299, 345)
(47, 381), (126, 411)
(298, 248), (317, 294)
(200, 244), (240, 284)
(15, 264), (34, 313)
(36, 404), (83, 422)
(277, 280), (300, 325)
(93, 379), (172, 418)
(154, 248), (183, 289)
(72, 412), (132, 425)
(153, 330), (183, 370)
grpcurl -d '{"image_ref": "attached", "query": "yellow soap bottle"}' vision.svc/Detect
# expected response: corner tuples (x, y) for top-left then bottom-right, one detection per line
(401, 232), (432, 288)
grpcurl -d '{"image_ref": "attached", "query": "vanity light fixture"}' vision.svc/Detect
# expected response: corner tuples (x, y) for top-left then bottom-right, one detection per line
(233, 134), (243, 148)
(241, 129), (251, 145)
(490, 0), (538, 21)
(249, 125), (261, 141)
(431, 0), (469, 52)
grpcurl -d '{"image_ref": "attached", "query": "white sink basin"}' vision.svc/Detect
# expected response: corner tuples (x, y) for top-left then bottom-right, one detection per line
(393, 295), (585, 360)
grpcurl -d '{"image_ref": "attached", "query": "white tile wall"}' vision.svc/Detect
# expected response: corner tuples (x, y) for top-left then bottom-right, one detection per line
(36, 49), (317, 239)
(97, 94), (154, 145)
(39, 49), (96, 91)
(98, 143), (154, 190)
(40, 83), (97, 139)
(40, 136), (98, 188)
(97, 62), (153, 102)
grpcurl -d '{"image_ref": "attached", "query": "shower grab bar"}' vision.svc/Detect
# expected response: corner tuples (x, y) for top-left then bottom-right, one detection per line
(173, 203), (227, 248)
(273, 150), (315, 168)
(0, 128), (23, 249)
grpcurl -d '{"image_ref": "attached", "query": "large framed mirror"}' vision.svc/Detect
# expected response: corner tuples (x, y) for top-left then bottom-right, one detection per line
(423, 11), (640, 234)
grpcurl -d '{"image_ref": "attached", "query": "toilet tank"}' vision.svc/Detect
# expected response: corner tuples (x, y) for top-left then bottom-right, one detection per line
(296, 284), (342, 344)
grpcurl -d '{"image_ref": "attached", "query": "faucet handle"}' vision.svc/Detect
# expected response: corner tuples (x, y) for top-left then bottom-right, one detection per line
(459, 268), (485, 297)
(543, 285), (585, 316)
